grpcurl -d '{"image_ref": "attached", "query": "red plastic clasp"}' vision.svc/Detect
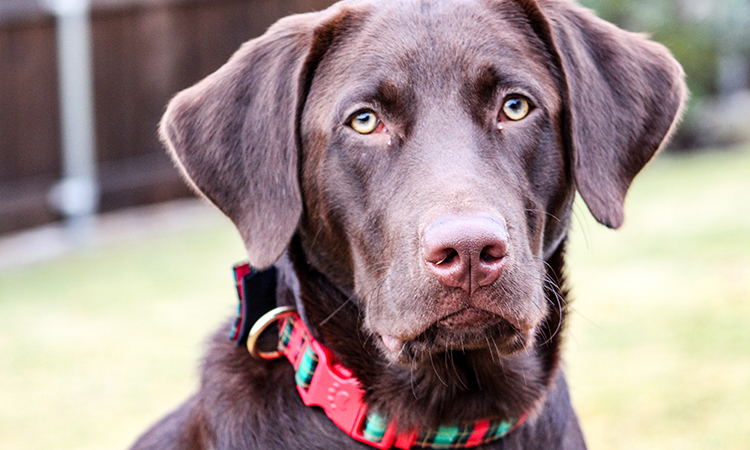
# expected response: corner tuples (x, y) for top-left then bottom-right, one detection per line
(295, 339), (372, 441)
(292, 336), (417, 449)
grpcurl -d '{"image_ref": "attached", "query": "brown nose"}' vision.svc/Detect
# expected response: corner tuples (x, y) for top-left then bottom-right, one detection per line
(422, 215), (508, 293)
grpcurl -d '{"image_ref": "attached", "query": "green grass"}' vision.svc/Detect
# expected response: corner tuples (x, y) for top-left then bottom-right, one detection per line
(0, 224), (247, 449)
(1, 146), (749, 449)
(565, 147), (750, 449)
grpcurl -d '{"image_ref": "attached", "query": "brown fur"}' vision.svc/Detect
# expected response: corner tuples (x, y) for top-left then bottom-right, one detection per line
(133, 0), (685, 448)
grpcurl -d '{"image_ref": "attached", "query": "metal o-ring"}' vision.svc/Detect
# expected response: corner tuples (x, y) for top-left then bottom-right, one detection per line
(246, 306), (297, 359)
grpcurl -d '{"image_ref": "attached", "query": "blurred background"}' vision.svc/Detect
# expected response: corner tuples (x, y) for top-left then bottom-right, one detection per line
(0, 0), (748, 449)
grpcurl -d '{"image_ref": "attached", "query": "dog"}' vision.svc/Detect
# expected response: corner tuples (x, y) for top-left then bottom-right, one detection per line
(131, 0), (685, 448)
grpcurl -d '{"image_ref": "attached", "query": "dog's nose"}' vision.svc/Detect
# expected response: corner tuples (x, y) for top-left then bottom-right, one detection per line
(422, 215), (508, 293)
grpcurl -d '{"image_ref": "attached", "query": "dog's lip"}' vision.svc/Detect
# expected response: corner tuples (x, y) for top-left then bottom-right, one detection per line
(404, 310), (520, 346)
(381, 334), (405, 353)
(383, 319), (528, 363)
(378, 308), (507, 353)
(437, 307), (503, 331)
(377, 308), (529, 360)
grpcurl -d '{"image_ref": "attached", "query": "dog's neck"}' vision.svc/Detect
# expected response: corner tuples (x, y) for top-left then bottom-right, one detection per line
(286, 237), (567, 430)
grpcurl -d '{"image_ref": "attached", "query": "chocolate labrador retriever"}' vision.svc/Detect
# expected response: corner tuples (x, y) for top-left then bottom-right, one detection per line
(132, 0), (685, 448)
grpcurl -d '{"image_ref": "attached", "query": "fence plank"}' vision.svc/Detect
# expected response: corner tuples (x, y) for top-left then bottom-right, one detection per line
(0, 0), (334, 234)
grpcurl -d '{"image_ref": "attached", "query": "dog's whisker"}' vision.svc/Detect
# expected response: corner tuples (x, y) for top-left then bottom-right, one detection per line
(319, 298), (354, 326)
(519, 256), (568, 346)
(471, 357), (483, 391)
(533, 256), (565, 293)
(409, 360), (419, 399)
(443, 343), (450, 378)
(572, 201), (593, 251)
(443, 341), (468, 390)
(393, 338), (408, 363)
(524, 207), (562, 224)
(327, 268), (393, 329)
(308, 225), (325, 256)
(429, 352), (449, 387)
(540, 273), (566, 344)
(484, 335), (497, 364)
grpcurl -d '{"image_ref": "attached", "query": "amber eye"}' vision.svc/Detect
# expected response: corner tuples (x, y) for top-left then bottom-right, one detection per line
(349, 110), (380, 134)
(502, 97), (531, 121)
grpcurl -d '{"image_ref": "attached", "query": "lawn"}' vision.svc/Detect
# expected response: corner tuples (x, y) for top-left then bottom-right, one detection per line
(1, 146), (748, 449)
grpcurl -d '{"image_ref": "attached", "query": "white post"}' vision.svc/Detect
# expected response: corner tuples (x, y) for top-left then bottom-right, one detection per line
(46, 0), (99, 243)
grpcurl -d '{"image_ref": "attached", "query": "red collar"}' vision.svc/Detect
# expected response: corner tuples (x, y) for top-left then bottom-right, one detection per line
(231, 263), (526, 449)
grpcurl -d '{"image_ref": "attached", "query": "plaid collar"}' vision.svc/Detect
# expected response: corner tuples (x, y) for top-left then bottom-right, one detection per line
(231, 263), (526, 449)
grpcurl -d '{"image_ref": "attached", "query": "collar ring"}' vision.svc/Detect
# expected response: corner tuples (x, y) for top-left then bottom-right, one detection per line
(247, 305), (297, 359)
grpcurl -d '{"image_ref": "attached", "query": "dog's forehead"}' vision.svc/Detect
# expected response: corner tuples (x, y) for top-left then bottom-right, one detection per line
(310, 0), (557, 115)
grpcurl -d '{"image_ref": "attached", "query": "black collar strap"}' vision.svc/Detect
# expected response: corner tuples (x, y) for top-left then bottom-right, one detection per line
(229, 263), (278, 345)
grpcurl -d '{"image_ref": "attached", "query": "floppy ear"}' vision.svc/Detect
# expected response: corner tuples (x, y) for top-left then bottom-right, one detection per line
(160, 9), (346, 268)
(516, 0), (687, 228)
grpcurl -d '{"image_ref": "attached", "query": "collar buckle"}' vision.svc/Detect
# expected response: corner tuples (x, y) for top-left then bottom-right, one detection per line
(285, 318), (417, 449)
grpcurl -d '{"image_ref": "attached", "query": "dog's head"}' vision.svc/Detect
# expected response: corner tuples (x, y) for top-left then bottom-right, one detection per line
(161, 0), (685, 364)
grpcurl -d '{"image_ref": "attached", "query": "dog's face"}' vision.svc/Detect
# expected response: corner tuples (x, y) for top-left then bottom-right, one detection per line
(299, 2), (567, 361)
(160, 0), (685, 364)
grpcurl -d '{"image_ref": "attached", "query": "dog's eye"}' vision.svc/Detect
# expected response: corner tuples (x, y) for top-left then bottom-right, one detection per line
(349, 110), (381, 134)
(502, 97), (531, 121)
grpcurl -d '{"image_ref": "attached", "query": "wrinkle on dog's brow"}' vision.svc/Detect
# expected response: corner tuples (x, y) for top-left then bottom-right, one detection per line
(375, 81), (416, 118)
(375, 80), (418, 138)
(462, 65), (501, 125)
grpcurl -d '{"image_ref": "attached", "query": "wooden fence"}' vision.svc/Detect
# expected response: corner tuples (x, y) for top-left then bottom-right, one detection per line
(0, 0), (333, 233)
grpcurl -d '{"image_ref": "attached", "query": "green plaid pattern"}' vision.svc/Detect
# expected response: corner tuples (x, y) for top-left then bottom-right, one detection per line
(483, 421), (512, 442)
(362, 412), (388, 443)
(416, 424), (465, 448)
(294, 345), (319, 390)
(413, 419), (514, 448)
(278, 317), (295, 352)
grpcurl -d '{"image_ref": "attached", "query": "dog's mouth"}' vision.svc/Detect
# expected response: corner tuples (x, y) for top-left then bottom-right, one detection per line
(379, 308), (530, 364)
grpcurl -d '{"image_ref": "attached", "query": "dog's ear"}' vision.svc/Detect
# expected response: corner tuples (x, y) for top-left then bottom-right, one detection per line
(160, 8), (351, 268)
(516, 0), (686, 228)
